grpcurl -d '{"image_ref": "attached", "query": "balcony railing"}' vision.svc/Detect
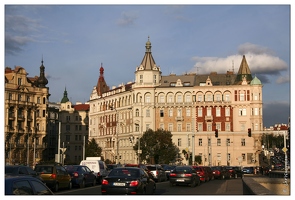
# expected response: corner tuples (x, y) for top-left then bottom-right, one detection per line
(175, 116), (184, 121)
(205, 115), (213, 121)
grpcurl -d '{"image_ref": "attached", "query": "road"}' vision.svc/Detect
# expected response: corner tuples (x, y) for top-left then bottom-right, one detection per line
(55, 178), (244, 195)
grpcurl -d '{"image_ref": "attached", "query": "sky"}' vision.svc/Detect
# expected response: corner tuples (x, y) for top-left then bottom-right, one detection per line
(3, 2), (292, 128)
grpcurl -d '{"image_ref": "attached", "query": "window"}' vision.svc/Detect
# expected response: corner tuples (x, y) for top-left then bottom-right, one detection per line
(177, 95), (182, 102)
(154, 75), (157, 83)
(198, 108), (202, 117)
(177, 138), (181, 146)
(242, 153), (246, 161)
(185, 95), (191, 102)
(145, 96), (151, 103)
(241, 138), (245, 146)
(18, 94), (22, 101)
(146, 124), (150, 130)
(168, 109), (173, 117)
(239, 108), (247, 116)
(37, 97), (40, 104)
(177, 108), (182, 117)
(198, 94), (202, 102)
(135, 124), (139, 132)
(186, 123), (191, 132)
(254, 108), (259, 116)
(186, 108), (191, 117)
(159, 124), (164, 130)
(216, 123), (221, 131)
(159, 95), (164, 103)
(26, 96), (30, 102)
(146, 109), (150, 117)
(225, 123), (230, 131)
(240, 92), (245, 101)
(225, 107), (230, 117)
(198, 123), (203, 132)
(226, 138), (230, 146)
(66, 116), (71, 121)
(225, 94), (230, 102)
(12, 180), (34, 195)
(18, 78), (22, 85)
(206, 107), (212, 116)
(208, 138), (211, 146)
(135, 109), (139, 117)
(206, 94), (212, 101)
(216, 107), (221, 117)
(207, 123), (212, 132)
(160, 110), (164, 117)
(217, 138), (221, 146)
(66, 125), (70, 131)
(168, 123), (173, 131)
(168, 95), (173, 102)
(177, 124), (182, 132)
(140, 75), (143, 83)
(215, 94), (221, 101)
(198, 138), (202, 146)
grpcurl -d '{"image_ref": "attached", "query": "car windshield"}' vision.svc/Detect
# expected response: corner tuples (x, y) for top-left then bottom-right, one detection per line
(164, 165), (175, 170)
(109, 168), (140, 177)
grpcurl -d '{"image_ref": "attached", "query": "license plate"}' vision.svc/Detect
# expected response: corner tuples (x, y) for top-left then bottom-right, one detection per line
(113, 182), (125, 186)
(176, 179), (185, 182)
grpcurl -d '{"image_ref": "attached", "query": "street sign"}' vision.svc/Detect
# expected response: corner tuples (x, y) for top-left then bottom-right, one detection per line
(282, 147), (288, 153)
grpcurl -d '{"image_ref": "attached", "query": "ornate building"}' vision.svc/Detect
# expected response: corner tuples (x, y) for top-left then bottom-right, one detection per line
(5, 60), (49, 166)
(89, 37), (264, 166)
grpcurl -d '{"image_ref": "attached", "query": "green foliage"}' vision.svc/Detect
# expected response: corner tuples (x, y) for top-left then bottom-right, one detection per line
(85, 138), (102, 157)
(133, 129), (180, 164)
(261, 133), (286, 149)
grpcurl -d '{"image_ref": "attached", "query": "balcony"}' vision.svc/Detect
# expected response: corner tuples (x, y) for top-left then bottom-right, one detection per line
(205, 115), (213, 121)
(27, 115), (33, 121)
(175, 116), (184, 121)
(17, 115), (25, 121)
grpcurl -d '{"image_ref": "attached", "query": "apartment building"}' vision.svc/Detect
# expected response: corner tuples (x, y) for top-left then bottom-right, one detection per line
(4, 61), (49, 166)
(89, 37), (263, 166)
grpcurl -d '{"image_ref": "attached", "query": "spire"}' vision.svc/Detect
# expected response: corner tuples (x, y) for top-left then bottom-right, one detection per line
(234, 55), (253, 84)
(61, 87), (70, 103)
(140, 36), (157, 70)
(37, 58), (48, 87)
(96, 63), (109, 96)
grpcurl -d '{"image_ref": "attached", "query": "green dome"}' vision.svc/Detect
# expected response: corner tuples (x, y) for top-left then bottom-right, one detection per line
(250, 76), (262, 85)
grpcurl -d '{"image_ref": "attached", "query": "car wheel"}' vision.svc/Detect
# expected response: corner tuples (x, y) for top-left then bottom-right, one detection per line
(54, 183), (59, 192)
(197, 179), (201, 186)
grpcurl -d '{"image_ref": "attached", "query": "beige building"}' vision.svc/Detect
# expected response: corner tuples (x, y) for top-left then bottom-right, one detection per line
(89, 37), (264, 167)
(4, 61), (49, 166)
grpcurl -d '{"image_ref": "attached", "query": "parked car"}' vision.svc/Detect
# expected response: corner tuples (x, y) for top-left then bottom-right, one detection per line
(101, 167), (156, 195)
(5, 175), (54, 195)
(34, 163), (72, 192)
(163, 165), (176, 180)
(192, 166), (209, 182)
(64, 165), (96, 188)
(169, 165), (200, 187)
(226, 166), (244, 178)
(210, 166), (231, 180)
(146, 164), (167, 182)
(5, 165), (44, 182)
(242, 167), (254, 174)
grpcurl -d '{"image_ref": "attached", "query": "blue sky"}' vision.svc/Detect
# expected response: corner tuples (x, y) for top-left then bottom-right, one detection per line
(3, 2), (291, 127)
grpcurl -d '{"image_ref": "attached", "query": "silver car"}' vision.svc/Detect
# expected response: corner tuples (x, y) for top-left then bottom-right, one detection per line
(146, 164), (167, 182)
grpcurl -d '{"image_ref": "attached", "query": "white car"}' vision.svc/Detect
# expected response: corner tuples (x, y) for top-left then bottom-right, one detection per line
(146, 164), (167, 182)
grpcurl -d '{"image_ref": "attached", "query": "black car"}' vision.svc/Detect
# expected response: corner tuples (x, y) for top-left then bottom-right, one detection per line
(101, 167), (156, 195)
(169, 165), (200, 187)
(5, 165), (44, 183)
(64, 165), (97, 188)
(5, 175), (54, 195)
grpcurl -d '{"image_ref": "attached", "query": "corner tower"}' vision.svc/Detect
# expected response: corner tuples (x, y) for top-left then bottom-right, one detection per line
(133, 37), (162, 88)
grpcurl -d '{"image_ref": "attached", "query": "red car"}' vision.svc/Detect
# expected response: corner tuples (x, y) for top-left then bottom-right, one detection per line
(192, 166), (209, 182)
(210, 166), (231, 180)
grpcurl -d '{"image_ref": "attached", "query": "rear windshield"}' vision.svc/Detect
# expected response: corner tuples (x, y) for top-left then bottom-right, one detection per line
(175, 167), (192, 173)
(35, 166), (53, 174)
(65, 166), (79, 172)
(109, 168), (140, 177)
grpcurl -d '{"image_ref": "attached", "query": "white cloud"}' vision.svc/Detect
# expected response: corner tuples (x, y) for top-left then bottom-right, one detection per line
(276, 75), (290, 84)
(190, 43), (288, 76)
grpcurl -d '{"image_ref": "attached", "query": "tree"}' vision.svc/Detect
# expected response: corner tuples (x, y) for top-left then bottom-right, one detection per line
(85, 138), (102, 157)
(133, 129), (180, 164)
